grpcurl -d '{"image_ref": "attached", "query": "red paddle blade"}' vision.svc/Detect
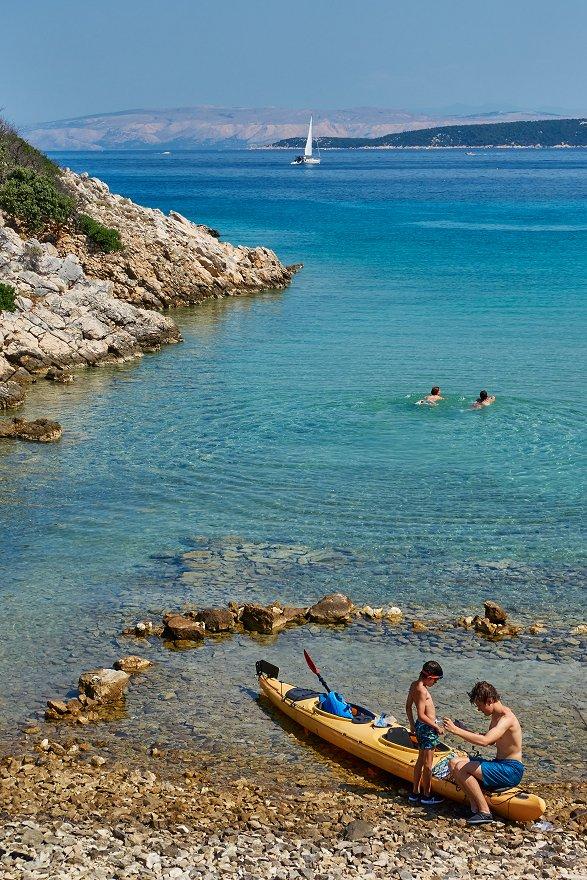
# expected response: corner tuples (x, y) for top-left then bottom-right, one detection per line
(303, 649), (319, 676)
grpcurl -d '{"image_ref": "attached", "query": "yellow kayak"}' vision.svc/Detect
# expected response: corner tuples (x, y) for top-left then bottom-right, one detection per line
(256, 662), (546, 822)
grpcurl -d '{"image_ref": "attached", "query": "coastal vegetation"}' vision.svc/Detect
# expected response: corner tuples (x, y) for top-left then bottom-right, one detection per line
(77, 213), (123, 252)
(0, 119), (75, 234)
(271, 117), (587, 149)
(0, 282), (16, 312)
(0, 119), (120, 250)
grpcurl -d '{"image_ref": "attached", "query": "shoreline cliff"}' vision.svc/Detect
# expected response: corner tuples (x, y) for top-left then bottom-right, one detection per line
(0, 169), (300, 417)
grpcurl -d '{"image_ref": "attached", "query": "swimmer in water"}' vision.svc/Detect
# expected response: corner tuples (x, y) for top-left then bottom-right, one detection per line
(472, 389), (495, 409)
(416, 386), (444, 406)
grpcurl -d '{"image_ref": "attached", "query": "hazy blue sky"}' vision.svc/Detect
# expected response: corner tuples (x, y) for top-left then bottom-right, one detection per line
(3, 0), (585, 125)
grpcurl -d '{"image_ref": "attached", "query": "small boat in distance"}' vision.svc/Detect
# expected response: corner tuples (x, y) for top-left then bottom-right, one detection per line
(291, 116), (321, 165)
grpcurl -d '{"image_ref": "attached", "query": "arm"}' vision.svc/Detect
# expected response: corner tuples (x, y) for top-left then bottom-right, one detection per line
(443, 715), (510, 747)
(405, 691), (415, 732)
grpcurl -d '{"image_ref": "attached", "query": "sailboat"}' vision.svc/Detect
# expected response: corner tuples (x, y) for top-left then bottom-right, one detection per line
(291, 116), (321, 165)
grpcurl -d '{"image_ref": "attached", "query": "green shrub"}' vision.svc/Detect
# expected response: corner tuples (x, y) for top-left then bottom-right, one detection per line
(0, 118), (60, 183)
(0, 166), (75, 234)
(0, 282), (16, 312)
(77, 213), (122, 252)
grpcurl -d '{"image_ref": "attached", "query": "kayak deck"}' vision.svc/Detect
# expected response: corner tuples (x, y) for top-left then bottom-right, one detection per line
(257, 670), (546, 822)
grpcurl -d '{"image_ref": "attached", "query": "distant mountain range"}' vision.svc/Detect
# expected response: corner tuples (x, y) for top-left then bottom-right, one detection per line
(272, 118), (587, 150)
(22, 106), (566, 151)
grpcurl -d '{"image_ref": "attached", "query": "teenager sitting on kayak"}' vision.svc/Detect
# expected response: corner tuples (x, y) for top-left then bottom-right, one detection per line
(405, 661), (445, 805)
(443, 681), (524, 825)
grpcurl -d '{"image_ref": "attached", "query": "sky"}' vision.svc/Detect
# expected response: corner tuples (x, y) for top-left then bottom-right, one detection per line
(2, 0), (586, 126)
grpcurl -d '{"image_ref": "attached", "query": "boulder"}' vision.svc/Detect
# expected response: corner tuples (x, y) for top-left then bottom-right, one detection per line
(78, 668), (130, 703)
(163, 613), (205, 642)
(411, 620), (428, 633)
(473, 616), (497, 636)
(307, 593), (354, 625)
(385, 606), (403, 621)
(281, 606), (309, 626)
(113, 656), (153, 673)
(0, 381), (26, 410)
(241, 604), (287, 635)
(484, 600), (508, 624)
(193, 608), (236, 633)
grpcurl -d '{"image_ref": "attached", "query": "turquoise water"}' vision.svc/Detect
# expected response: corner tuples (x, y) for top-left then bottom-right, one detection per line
(0, 150), (585, 772)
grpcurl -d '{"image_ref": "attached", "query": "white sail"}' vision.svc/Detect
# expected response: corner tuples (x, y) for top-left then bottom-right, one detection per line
(304, 116), (313, 157)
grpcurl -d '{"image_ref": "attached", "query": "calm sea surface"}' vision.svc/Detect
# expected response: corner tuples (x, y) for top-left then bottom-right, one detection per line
(1, 149), (585, 775)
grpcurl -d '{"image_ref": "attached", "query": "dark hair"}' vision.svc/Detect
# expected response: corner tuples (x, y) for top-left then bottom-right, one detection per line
(421, 661), (443, 678)
(468, 681), (500, 704)
(479, 390), (488, 401)
(431, 386), (440, 395)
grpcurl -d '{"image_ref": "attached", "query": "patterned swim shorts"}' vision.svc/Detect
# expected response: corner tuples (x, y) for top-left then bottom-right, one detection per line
(414, 719), (439, 750)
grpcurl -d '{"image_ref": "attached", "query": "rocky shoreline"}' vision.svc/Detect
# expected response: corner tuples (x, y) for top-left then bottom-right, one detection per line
(0, 169), (299, 422)
(1, 743), (585, 880)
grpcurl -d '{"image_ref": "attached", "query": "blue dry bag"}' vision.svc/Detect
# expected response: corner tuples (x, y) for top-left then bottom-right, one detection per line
(319, 691), (353, 718)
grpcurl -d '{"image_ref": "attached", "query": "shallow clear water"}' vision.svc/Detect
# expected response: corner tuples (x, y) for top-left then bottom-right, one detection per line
(1, 149), (585, 775)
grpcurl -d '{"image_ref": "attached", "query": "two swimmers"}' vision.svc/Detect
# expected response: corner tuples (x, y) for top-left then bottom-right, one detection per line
(416, 386), (495, 408)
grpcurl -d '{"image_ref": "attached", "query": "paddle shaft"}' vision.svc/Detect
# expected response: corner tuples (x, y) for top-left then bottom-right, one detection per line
(303, 649), (332, 693)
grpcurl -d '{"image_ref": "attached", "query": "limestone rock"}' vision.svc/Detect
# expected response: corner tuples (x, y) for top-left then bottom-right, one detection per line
(484, 600), (508, 624)
(385, 606), (403, 621)
(113, 656), (153, 673)
(307, 593), (354, 625)
(193, 608), (237, 633)
(78, 668), (130, 703)
(0, 380), (26, 410)
(0, 416), (62, 442)
(281, 606), (309, 626)
(163, 613), (205, 642)
(242, 604), (287, 635)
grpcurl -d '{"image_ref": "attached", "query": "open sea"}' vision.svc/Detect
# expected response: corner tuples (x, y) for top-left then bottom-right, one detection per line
(1, 149), (585, 778)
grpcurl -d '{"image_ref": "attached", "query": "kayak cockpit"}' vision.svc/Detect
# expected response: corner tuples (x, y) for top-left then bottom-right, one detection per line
(381, 726), (451, 753)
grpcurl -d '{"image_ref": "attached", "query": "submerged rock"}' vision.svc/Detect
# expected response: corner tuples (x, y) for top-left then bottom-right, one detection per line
(78, 668), (130, 703)
(114, 656), (153, 673)
(0, 416), (62, 442)
(308, 593), (354, 625)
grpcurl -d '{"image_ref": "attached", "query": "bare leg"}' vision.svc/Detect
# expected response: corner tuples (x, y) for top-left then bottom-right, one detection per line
(449, 757), (475, 810)
(453, 761), (490, 814)
(412, 750), (424, 794)
(421, 748), (435, 797)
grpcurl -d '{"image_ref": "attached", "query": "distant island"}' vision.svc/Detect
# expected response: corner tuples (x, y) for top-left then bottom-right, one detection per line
(23, 107), (564, 151)
(270, 118), (587, 149)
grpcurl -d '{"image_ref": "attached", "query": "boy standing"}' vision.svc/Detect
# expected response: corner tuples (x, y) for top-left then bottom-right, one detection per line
(405, 661), (445, 805)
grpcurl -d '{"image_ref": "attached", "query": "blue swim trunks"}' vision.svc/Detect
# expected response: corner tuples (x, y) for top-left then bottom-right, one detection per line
(480, 758), (524, 790)
(414, 719), (439, 750)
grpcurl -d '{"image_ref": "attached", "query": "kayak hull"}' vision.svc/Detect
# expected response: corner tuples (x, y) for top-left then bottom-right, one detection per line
(258, 673), (545, 822)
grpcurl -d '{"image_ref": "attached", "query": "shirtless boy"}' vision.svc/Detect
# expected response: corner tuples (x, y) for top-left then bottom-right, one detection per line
(443, 681), (524, 825)
(472, 389), (495, 409)
(405, 661), (444, 805)
(417, 386), (444, 406)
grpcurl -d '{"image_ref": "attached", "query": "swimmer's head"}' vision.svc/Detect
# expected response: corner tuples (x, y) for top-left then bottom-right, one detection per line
(479, 390), (488, 401)
(431, 386), (440, 396)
